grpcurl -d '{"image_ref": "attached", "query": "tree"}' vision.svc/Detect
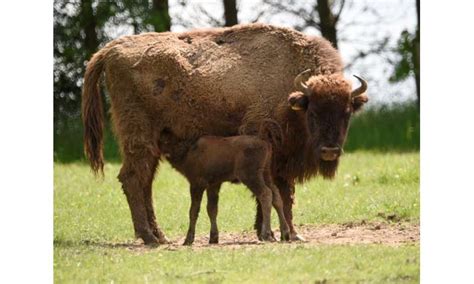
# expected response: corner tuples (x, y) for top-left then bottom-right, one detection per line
(414, 0), (420, 104)
(54, 0), (172, 137)
(223, 0), (238, 27)
(54, 0), (117, 133)
(149, 0), (171, 32)
(390, 0), (420, 105)
(264, 0), (346, 49)
(315, 0), (342, 49)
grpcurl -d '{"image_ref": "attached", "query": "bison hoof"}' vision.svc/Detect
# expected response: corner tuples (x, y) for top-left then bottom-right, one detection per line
(260, 232), (277, 242)
(158, 235), (171, 245)
(183, 239), (194, 246)
(257, 230), (275, 241)
(141, 233), (161, 246)
(290, 233), (306, 242)
(152, 229), (171, 245)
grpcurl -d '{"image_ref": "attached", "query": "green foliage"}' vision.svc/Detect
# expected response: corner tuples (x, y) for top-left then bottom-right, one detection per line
(54, 0), (119, 130)
(345, 103), (419, 151)
(54, 152), (419, 282)
(390, 30), (417, 83)
(53, 118), (120, 163)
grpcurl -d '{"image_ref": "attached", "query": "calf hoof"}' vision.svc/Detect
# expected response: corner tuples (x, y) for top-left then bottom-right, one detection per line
(280, 231), (291, 242)
(209, 233), (219, 244)
(183, 232), (195, 246)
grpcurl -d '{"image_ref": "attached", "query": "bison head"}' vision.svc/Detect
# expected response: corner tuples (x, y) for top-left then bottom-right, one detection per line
(288, 70), (368, 178)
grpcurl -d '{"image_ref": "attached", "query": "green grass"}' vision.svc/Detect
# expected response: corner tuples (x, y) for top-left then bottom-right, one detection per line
(54, 152), (419, 283)
(55, 244), (419, 283)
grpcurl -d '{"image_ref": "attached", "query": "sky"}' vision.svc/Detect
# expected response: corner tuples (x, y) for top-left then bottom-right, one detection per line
(108, 0), (418, 106)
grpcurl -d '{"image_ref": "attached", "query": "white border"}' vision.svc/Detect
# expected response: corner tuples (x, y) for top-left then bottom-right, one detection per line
(2, 1), (474, 282)
(0, 1), (53, 283)
(421, 1), (474, 282)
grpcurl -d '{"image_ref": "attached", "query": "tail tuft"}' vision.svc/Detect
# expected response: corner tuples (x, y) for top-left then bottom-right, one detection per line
(82, 49), (108, 176)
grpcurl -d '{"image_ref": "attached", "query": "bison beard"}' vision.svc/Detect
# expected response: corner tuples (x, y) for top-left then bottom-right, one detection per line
(303, 142), (339, 180)
(318, 159), (339, 179)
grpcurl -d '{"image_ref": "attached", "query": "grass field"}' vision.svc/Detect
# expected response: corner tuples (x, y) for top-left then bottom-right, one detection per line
(54, 151), (419, 283)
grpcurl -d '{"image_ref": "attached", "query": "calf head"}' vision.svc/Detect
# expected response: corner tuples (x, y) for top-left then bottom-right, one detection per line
(288, 70), (368, 178)
(157, 128), (179, 158)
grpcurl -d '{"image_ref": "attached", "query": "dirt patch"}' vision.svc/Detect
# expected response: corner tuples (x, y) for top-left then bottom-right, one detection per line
(133, 222), (419, 251)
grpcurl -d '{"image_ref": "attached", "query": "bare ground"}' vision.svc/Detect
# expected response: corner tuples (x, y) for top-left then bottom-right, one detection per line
(121, 222), (419, 251)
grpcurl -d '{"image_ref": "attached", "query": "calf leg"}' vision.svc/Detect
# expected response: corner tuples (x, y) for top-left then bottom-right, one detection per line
(206, 183), (221, 244)
(254, 199), (263, 238)
(183, 185), (206, 246)
(275, 177), (305, 241)
(243, 176), (275, 242)
(264, 171), (290, 241)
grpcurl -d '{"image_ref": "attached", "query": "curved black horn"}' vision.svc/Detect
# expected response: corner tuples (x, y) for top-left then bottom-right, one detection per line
(351, 75), (368, 98)
(294, 69), (312, 96)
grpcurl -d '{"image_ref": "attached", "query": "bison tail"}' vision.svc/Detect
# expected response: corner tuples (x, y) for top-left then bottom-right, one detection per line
(82, 48), (108, 176)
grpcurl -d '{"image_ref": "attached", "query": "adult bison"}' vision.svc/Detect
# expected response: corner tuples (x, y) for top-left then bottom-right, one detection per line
(82, 23), (368, 245)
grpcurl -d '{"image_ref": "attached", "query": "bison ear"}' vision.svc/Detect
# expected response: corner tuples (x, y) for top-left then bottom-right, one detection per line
(352, 94), (368, 112)
(288, 91), (309, 111)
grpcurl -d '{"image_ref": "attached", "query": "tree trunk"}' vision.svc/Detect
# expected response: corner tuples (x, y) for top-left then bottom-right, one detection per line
(80, 0), (99, 57)
(223, 0), (238, 27)
(151, 0), (171, 32)
(316, 0), (338, 49)
(413, 0), (420, 106)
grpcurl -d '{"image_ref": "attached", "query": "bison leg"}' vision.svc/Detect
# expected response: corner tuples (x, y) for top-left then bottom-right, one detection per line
(264, 171), (290, 241)
(118, 151), (167, 246)
(206, 183), (221, 244)
(183, 185), (205, 246)
(143, 161), (170, 244)
(275, 178), (305, 241)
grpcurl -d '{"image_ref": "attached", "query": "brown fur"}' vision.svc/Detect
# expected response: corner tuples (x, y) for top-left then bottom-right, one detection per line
(82, 23), (367, 244)
(158, 130), (290, 244)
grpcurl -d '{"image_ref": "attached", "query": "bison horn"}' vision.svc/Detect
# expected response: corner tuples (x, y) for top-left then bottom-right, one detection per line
(351, 75), (368, 98)
(294, 69), (312, 96)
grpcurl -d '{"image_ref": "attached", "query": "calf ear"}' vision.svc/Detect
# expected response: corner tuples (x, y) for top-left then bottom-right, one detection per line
(352, 94), (368, 112)
(288, 91), (309, 111)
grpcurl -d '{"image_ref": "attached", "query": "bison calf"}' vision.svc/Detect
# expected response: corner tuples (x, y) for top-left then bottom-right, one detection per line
(158, 129), (290, 245)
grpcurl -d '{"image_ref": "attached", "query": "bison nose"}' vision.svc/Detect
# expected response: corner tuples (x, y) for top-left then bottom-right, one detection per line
(320, 146), (341, 161)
